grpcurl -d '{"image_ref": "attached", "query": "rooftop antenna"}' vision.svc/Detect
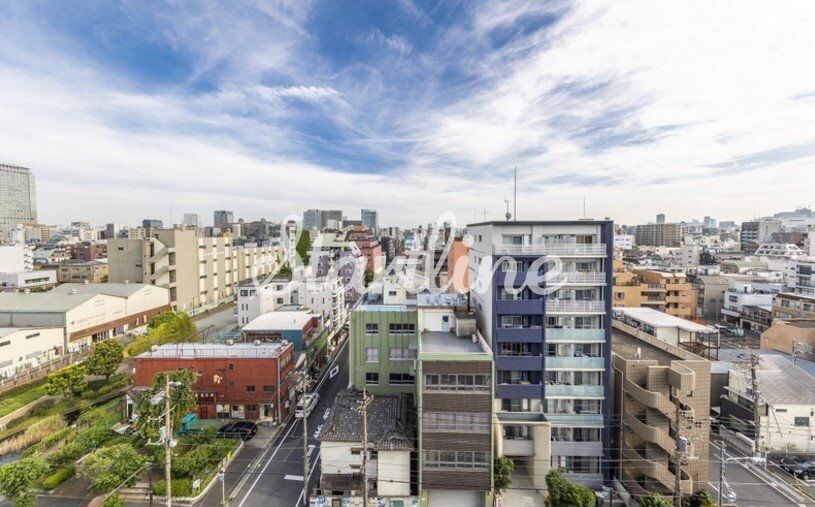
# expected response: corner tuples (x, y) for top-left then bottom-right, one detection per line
(482, 209), (490, 221)
(513, 166), (517, 221)
(583, 195), (587, 219)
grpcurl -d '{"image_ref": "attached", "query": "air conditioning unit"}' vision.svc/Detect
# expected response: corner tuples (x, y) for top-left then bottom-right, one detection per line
(226, 340), (234, 346)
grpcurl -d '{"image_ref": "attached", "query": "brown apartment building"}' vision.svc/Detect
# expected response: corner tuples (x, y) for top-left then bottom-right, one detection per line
(612, 321), (710, 501)
(612, 260), (696, 319)
(57, 260), (108, 284)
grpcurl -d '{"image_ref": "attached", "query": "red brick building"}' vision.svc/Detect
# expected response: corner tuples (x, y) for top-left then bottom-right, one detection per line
(345, 226), (383, 272)
(133, 342), (294, 421)
(70, 242), (107, 261)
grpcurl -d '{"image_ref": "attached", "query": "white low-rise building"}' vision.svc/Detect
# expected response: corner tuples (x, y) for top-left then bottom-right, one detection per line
(0, 327), (65, 379)
(298, 275), (347, 332)
(0, 270), (57, 292)
(0, 245), (33, 273)
(614, 233), (635, 250)
(236, 277), (297, 326)
(754, 243), (806, 259)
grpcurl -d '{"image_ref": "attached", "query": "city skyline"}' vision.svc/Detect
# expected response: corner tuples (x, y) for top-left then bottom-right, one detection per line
(1, 1), (814, 226)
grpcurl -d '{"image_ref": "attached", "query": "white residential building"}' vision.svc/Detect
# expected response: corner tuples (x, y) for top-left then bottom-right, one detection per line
(0, 245), (33, 273)
(613, 233), (635, 250)
(298, 275), (347, 332)
(754, 243), (806, 259)
(721, 283), (779, 328)
(0, 270), (57, 292)
(236, 277), (297, 326)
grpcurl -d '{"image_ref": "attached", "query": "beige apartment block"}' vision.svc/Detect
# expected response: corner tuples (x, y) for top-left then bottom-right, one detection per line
(57, 260), (108, 284)
(612, 260), (696, 319)
(761, 319), (815, 361)
(108, 229), (283, 314)
(612, 322), (710, 501)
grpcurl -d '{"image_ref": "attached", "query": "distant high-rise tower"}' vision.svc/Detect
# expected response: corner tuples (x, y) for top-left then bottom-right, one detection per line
(213, 210), (234, 228)
(303, 209), (321, 230)
(142, 219), (163, 229)
(182, 213), (202, 228)
(361, 208), (378, 232)
(0, 163), (37, 244)
(656, 213), (666, 224)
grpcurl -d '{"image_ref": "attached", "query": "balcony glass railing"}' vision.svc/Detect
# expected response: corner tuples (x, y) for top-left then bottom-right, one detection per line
(493, 244), (607, 256)
(546, 385), (605, 397)
(545, 357), (605, 369)
(545, 413), (604, 426)
(546, 328), (605, 342)
(546, 300), (606, 313)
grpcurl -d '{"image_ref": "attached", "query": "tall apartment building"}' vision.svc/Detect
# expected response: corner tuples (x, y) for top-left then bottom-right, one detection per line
(213, 210), (234, 228)
(141, 219), (163, 229)
(612, 262), (696, 319)
(773, 258), (815, 320)
(361, 208), (379, 232)
(301, 209), (344, 230)
(466, 220), (613, 490)
(303, 209), (320, 230)
(611, 321), (710, 499)
(740, 220), (782, 252)
(634, 222), (684, 247)
(108, 229), (281, 314)
(182, 213), (202, 228)
(0, 163), (37, 244)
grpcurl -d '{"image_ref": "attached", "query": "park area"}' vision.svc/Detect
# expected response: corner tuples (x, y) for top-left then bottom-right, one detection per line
(0, 311), (238, 506)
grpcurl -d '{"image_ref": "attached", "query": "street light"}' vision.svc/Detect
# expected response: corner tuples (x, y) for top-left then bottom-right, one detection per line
(717, 442), (767, 506)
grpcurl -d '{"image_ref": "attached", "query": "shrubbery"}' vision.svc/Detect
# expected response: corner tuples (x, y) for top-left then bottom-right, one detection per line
(127, 312), (196, 356)
(153, 478), (193, 497)
(40, 464), (75, 490)
(545, 470), (597, 507)
(77, 443), (145, 493)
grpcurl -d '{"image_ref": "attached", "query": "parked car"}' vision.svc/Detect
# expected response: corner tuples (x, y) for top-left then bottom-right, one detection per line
(710, 408), (721, 434)
(295, 393), (320, 419)
(216, 421), (258, 441)
(779, 456), (815, 480)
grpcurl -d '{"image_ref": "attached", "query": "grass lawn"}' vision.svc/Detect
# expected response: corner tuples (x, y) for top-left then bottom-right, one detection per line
(0, 377), (50, 418)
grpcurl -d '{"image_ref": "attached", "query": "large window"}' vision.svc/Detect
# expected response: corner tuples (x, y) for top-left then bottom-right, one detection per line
(388, 323), (416, 335)
(499, 315), (524, 328)
(424, 373), (490, 392)
(365, 348), (379, 364)
(424, 450), (489, 470)
(389, 348), (416, 360)
(423, 412), (489, 433)
(389, 373), (415, 385)
(365, 372), (379, 386)
(365, 323), (379, 335)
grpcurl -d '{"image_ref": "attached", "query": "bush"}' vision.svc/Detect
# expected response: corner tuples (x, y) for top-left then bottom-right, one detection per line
(45, 364), (88, 397)
(642, 494), (674, 507)
(153, 478), (192, 497)
(0, 380), (50, 418)
(545, 470), (596, 507)
(102, 493), (123, 507)
(0, 457), (48, 507)
(127, 312), (196, 356)
(28, 398), (57, 417)
(40, 464), (75, 490)
(78, 443), (145, 493)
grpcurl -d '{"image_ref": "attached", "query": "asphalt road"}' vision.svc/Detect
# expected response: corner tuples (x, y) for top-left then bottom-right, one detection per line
(199, 339), (350, 507)
(708, 440), (814, 506)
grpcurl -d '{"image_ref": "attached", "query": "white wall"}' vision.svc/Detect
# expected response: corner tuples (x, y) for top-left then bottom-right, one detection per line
(320, 441), (361, 475)
(376, 450), (411, 496)
(0, 245), (30, 273)
(0, 327), (65, 378)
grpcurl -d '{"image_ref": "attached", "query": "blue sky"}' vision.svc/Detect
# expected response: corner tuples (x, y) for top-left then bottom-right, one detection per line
(1, 0), (814, 227)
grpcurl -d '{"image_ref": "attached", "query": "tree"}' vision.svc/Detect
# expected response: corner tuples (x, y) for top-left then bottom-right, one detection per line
(641, 493), (673, 507)
(296, 231), (312, 266)
(277, 263), (293, 278)
(545, 470), (596, 507)
(45, 364), (88, 397)
(86, 339), (124, 379)
(78, 443), (145, 493)
(494, 456), (514, 491)
(685, 490), (716, 507)
(133, 369), (197, 442)
(364, 269), (374, 285)
(0, 457), (48, 507)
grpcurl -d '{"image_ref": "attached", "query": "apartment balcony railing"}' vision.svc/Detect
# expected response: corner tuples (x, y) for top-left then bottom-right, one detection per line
(546, 384), (605, 398)
(545, 413), (604, 426)
(546, 328), (606, 342)
(550, 441), (603, 457)
(623, 412), (674, 454)
(493, 244), (607, 256)
(545, 356), (605, 370)
(502, 438), (535, 456)
(623, 379), (675, 419)
(557, 272), (607, 285)
(642, 284), (666, 292)
(496, 354), (543, 371)
(546, 300), (606, 313)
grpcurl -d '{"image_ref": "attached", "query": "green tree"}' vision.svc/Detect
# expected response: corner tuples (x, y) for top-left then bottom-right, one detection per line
(86, 339), (124, 379)
(685, 489), (716, 507)
(296, 231), (312, 265)
(364, 269), (374, 285)
(277, 263), (293, 278)
(641, 493), (673, 507)
(0, 457), (48, 507)
(133, 369), (197, 442)
(545, 470), (596, 507)
(45, 363), (88, 397)
(494, 456), (514, 491)
(78, 443), (145, 493)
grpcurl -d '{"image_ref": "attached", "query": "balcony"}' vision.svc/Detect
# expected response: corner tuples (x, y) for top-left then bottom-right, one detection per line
(546, 384), (605, 398)
(641, 284), (666, 293)
(545, 356), (605, 370)
(496, 327), (543, 343)
(496, 383), (543, 399)
(493, 244), (607, 257)
(502, 438), (535, 456)
(557, 272), (607, 285)
(546, 328), (606, 343)
(496, 355), (543, 371)
(550, 441), (603, 457)
(495, 299), (544, 314)
(545, 413), (604, 426)
(546, 300), (606, 314)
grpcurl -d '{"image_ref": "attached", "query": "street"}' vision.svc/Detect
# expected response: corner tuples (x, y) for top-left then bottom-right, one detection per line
(709, 440), (815, 506)
(199, 339), (350, 507)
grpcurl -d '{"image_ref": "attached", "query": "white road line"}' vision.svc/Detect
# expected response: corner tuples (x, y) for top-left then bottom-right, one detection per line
(307, 444), (315, 458)
(295, 449), (322, 507)
(284, 475), (304, 482)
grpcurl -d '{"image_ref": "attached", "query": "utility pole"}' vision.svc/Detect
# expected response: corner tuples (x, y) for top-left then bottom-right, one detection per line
(356, 387), (373, 507)
(672, 389), (700, 507)
(296, 373), (312, 507)
(718, 442), (725, 507)
(164, 375), (172, 507)
(749, 351), (762, 455)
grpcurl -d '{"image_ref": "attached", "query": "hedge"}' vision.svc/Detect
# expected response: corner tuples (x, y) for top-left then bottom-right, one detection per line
(40, 464), (75, 490)
(152, 478), (192, 497)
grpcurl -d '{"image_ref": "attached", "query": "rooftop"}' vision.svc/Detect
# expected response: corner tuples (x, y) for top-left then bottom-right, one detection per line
(612, 327), (703, 363)
(320, 390), (413, 451)
(356, 303), (409, 312)
(467, 220), (612, 227)
(135, 342), (291, 359)
(729, 354), (815, 405)
(420, 331), (485, 355)
(49, 282), (154, 298)
(613, 307), (716, 333)
(0, 327), (62, 338)
(242, 310), (319, 331)
(0, 292), (97, 313)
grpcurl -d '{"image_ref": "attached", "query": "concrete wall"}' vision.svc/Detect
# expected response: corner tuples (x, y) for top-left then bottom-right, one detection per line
(377, 450), (411, 496)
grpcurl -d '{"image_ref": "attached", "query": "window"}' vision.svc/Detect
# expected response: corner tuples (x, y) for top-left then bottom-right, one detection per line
(389, 373), (415, 385)
(263, 385), (274, 393)
(389, 348), (416, 360)
(365, 323), (379, 335)
(795, 417), (810, 427)
(423, 412), (489, 432)
(499, 315), (523, 328)
(424, 373), (490, 391)
(500, 288), (522, 300)
(388, 290), (397, 296)
(246, 405), (257, 411)
(388, 323), (416, 335)
(500, 259), (520, 271)
(365, 348), (379, 363)
(365, 372), (379, 385)
(424, 450), (489, 470)
(246, 385), (255, 392)
(228, 363), (234, 370)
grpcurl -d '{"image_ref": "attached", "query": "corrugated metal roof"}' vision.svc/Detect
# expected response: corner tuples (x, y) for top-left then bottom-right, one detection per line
(49, 283), (153, 298)
(0, 292), (97, 313)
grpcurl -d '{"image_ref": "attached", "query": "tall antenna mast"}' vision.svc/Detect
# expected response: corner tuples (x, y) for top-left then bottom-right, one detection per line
(583, 195), (586, 219)
(513, 166), (517, 221)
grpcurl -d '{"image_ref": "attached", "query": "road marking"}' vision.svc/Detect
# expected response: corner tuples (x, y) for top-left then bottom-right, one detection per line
(295, 449), (322, 507)
(284, 475), (304, 482)
(322, 408), (330, 420)
(313, 424), (323, 438)
(307, 444), (315, 458)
